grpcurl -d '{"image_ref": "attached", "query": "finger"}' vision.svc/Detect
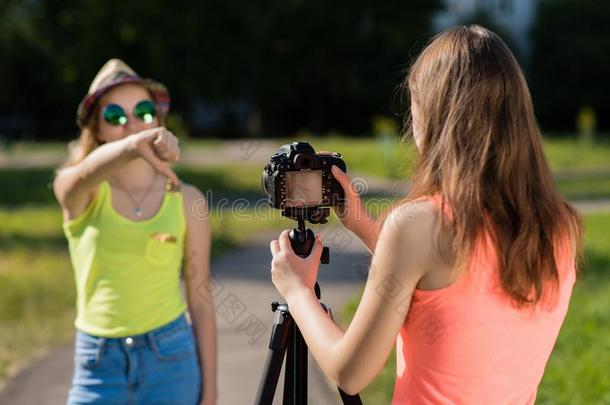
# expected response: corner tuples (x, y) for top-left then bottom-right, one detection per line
(278, 230), (292, 252)
(140, 146), (180, 185)
(161, 140), (178, 163)
(307, 236), (324, 261)
(163, 128), (176, 138)
(153, 130), (167, 146)
(331, 165), (352, 194)
(135, 129), (161, 146)
(153, 139), (167, 150)
(154, 145), (169, 156)
(270, 240), (280, 256)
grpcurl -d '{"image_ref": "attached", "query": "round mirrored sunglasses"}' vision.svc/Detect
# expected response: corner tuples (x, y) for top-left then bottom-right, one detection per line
(101, 100), (157, 126)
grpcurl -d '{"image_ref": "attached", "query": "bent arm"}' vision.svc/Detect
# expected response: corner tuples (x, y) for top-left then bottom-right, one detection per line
(351, 214), (381, 254)
(53, 136), (137, 215)
(286, 203), (434, 394)
(54, 128), (178, 219)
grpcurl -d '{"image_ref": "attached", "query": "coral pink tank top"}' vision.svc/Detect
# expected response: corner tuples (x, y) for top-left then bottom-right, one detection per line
(392, 195), (576, 404)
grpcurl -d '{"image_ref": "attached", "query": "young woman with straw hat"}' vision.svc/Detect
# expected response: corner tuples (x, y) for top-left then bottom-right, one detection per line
(54, 59), (216, 405)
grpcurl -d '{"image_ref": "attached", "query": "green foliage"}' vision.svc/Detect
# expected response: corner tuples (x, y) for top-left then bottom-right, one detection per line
(542, 137), (610, 171)
(1, 0), (442, 138)
(557, 177), (610, 201)
(531, 0), (610, 132)
(165, 113), (191, 141)
(296, 136), (610, 194)
(277, 134), (418, 179)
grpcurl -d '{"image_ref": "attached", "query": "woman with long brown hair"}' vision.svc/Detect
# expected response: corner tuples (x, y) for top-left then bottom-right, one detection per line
(269, 25), (583, 403)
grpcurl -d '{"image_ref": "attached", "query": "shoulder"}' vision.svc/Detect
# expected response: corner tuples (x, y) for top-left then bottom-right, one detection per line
(383, 198), (439, 237)
(53, 167), (100, 221)
(379, 198), (445, 270)
(181, 182), (205, 202)
(179, 184), (212, 250)
(180, 182), (209, 222)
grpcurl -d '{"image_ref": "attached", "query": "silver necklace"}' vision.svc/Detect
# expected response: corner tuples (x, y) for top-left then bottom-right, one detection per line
(113, 174), (159, 218)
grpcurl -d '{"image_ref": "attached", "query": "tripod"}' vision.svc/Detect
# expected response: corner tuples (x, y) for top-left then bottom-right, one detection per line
(254, 217), (362, 405)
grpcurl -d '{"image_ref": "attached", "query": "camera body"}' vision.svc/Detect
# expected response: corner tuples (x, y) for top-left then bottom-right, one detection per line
(262, 142), (346, 222)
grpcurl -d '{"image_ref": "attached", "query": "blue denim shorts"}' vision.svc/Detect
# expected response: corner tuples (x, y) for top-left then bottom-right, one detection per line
(67, 313), (201, 405)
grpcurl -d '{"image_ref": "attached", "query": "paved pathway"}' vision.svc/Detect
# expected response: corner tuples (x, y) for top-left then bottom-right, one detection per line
(0, 228), (370, 405)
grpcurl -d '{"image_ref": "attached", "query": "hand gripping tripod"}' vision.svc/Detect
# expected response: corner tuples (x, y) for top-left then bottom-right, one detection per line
(254, 217), (362, 405)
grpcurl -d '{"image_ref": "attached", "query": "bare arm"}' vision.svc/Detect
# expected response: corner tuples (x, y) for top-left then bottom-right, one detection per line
(53, 127), (179, 219)
(349, 212), (381, 254)
(182, 185), (217, 405)
(331, 165), (381, 253)
(271, 201), (437, 394)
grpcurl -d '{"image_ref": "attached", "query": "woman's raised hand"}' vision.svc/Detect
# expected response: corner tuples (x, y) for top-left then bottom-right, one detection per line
(331, 165), (380, 251)
(331, 165), (368, 231)
(126, 127), (180, 186)
(152, 128), (181, 163)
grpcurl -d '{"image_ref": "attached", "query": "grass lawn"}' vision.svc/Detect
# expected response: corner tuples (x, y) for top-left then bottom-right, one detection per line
(234, 135), (610, 179)
(197, 135), (610, 200)
(14, 133), (605, 181)
(0, 133), (609, 389)
(556, 177), (610, 201)
(340, 212), (610, 404)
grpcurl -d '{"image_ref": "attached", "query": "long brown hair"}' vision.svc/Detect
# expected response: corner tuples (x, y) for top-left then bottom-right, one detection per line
(403, 25), (583, 307)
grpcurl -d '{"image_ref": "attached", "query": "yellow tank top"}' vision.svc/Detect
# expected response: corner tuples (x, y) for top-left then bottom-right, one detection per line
(62, 180), (186, 337)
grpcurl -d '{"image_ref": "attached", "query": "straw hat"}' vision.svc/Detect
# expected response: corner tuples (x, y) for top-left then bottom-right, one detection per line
(76, 58), (170, 128)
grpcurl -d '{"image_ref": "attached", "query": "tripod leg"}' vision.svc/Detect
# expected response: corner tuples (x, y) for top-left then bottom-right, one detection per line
(282, 331), (294, 404)
(255, 304), (293, 405)
(338, 388), (363, 405)
(295, 327), (308, 404)
(282, 325), (307, 405)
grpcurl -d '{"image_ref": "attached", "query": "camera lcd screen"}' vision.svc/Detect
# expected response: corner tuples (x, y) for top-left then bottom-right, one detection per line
(285, 170), (323, 207)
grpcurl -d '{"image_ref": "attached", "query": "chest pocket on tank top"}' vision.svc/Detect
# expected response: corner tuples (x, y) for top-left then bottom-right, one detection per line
(145, 232), (178, 265)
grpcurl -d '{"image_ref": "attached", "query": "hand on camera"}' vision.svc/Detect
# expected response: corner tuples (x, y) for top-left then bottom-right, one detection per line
(126, 127), (180, 186)
(331, 165), (381, 251)
(331, 165), (370, 232)
(270, 230), (323, 299)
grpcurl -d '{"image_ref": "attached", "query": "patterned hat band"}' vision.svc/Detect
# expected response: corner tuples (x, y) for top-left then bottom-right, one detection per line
(76, 59), (170, 128)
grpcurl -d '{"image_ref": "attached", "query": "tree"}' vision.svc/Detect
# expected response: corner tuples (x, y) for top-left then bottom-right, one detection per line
(1, 0), (442, 138)
(531, 0), (610, 133)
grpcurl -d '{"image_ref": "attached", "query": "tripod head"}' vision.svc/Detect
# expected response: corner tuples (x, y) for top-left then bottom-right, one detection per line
(282, 206), (331, 224)
(287, 214), (329, 301)
(287, 215), (329, 263)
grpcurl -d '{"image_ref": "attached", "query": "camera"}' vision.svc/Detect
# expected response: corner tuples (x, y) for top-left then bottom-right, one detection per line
(261, 142), (346, 224)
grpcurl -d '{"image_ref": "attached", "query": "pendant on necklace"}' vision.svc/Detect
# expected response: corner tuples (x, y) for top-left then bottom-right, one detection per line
(135, 207), (143, 218)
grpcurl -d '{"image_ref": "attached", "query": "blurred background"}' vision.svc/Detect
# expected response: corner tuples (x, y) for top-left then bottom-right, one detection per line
(1, 0), (609, 404)
(1, 0), (609, 141)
